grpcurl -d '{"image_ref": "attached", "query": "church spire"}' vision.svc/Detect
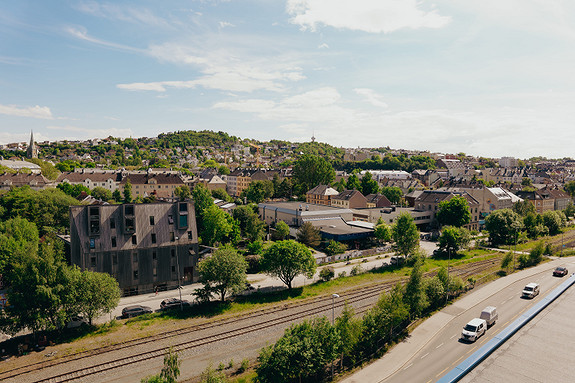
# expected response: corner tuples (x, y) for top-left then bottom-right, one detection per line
(27, 130), (38, 159)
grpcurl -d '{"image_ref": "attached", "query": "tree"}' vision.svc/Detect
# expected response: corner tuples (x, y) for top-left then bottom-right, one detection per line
(0, 217), (39, 276)
(374, 223), (392, 243)
(243, 180), (273, 204)
(391, 212), (419, 257)
(192, 184), (215, 236)
(542, 210), (566, 236)
(403, 255), (428, 319)
(424, 276), (445, 310)
(211, 188), (232, 202)
(381, 186), (403, 205)
(335, 302), (362, 366)
(197, 247), (247, 302)
(436, 195), (471, 228)
(564, 202), (575, 219)
(513, 200), (535, 216)
(232, 205), (265, 242)
(123, 180), (133, 203)
(256, 317), (340, 383)
(485, 209), (524, 246)
(521, 177), (533, 187)
(112, 189), (123, 203)
(319, 266), (335, 282)
(324, 240), (347, 257)
(436, 226), (471, 256)
(91, 187), (113, 202)
(261, 240), (316, 289)
(296, 222), (321, 247)
(273, 221), (290, 241)
(174, 185), (191, 201)
(565, 181), (575, 198)
(501, 251), (514, 273)
(76, 270), (121, 325)
(293, 154), (335, 192)
(201, 205), (239, 246)
(57, 182), (90, 198)
(360, 172), (379, 195)
(346, 173), (361, 191)
(141, 348), (181, 383)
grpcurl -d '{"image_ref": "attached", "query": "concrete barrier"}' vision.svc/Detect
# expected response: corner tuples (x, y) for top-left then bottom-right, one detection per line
(437, 274), (575, 383)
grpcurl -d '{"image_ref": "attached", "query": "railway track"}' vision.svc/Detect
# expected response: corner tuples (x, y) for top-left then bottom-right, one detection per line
(0, 255), (501, 383)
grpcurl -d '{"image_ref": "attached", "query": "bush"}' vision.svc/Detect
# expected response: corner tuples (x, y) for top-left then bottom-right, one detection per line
(350, 265), (364, 276)
(200, 365), (228, 383)
(237, 359), (250, 373)
(319, 266), (335, 282)
(338, 271), (347, 278)
(517, 254), (530, 269)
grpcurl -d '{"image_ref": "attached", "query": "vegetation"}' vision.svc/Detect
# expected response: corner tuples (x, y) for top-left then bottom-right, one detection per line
(261, 240), (317, 290)
(436, 195), (471, 228)
(296, 222), (321, 248)
(293, 154), (336, 193)
(391, 212), (419, 257)
(197, 247), (248, 302)
(141, 348), (181, 383)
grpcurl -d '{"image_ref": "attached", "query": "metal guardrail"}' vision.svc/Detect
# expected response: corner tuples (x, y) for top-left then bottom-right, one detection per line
(437, 273), (575, 383)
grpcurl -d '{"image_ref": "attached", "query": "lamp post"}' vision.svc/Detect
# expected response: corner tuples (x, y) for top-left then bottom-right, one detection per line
(175, 236), (182, 311)
(445, 247), (450, 305)
(331, 293), (339, 380)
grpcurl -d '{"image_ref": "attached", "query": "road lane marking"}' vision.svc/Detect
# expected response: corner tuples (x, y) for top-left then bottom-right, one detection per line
(436, 342), (444, 349)
(450, 333), (457, 339)
(403, 363), (413, 371)
(421, 352), (429, 359)
(436, 366), (450, 378)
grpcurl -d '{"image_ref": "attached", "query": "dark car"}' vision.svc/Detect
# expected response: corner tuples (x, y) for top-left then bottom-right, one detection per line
(160, 298), (191, 310)
(553, 267), (568, 277)
(121, 305), (153, 318)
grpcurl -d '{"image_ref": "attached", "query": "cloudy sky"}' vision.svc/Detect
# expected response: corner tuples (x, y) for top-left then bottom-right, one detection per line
(2, 0), (575, 158)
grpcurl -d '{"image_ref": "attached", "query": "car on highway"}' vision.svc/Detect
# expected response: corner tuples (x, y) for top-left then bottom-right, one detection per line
(553, 267), (568, 277)
(160, 298), (191, 310)
(461, 318), (487, 342)
(121, 305), (153, 318)
(522, 282), (540, 299)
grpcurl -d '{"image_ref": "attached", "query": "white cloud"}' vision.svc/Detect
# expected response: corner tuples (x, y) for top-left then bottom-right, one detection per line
(219, 21), (235, 28)
(286, 0), (450, 33)
(75, 1), (171, 28)
(65, 25), (143, 52)
(0, 104), (53, 119)
(354, 88), (388, 108)
(46, 125), (133, 139)
(318, 43), (329, 49)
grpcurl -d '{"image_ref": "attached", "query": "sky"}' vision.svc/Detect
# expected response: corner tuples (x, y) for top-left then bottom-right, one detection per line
(2, 0), (575, 159)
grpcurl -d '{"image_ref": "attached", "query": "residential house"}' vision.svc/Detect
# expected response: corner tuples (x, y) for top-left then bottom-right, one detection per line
(0, 172), (54, 191)
(515, 190), (555, 214)
(57, 170), (123, 192)
(120, 171), (185, 199)
(306, 184), (339, 206)
(331, 190), (367, 209)
(365, 193), (392, 208)
(414, 190), (480, 231)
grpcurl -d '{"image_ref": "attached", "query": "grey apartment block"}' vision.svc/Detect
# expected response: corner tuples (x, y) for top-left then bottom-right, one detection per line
(70, 201), (199, 296)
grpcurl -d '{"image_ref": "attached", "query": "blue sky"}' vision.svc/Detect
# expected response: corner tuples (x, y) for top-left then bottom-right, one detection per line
(2, 0), (575, 158)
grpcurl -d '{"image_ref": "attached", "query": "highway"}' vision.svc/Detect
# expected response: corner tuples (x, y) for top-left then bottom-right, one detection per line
(382, 258), (575, 383)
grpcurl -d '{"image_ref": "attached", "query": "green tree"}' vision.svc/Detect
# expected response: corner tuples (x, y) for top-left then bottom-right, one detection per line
(346, 173), (361, 191)
(76, 270), (121, 325)
(374, 223), (392, 243)
(174, 185), (191, 201)
(123, 180), (133, 203)
(211, 188), (232, 202)
(403, 255), (428, 319)
(0, 217), (39, 276)
(424, 276), (445, 310)
(256, 317), (340, 383)
(232, 205), (265, 242)
(564, 181), (575, 198)
(542, 210), (566, 236)
(436, 226), (471, 256)
(319, 266), (335, 282)
(261, 240), (316, 289)
(564, 202), (575, 218)
(523, 212), (548, 239)
(436, 195), (471, 228)
(243, 180), (274, 204)
(501, 251), (514, 273)
(360, 172), (379, 195)
(112, 189), (123, 203)
(335, 302), (362, 366)
(27, 158), (60, 180)
(197, 247), (247, 302)
(192, 184), (215, 235)
(391, 212), (419, 257)
(201, 205), (239, 246)
(324, 240), (347, 257)
(296, 222), (321, 248)
(273, 221), (290, 241)
(513, 200), (536, 216)
(91, 187), (113, 202)
(521, 177), (533, 187)
(141, 348), (181, 383)
(293, 154), (335, 192)
(381, 186), (403, 205)
(485, 209), (524, 246)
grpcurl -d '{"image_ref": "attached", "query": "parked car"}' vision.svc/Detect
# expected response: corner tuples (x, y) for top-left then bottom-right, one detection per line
(390, 256), (405, 265)
(479, 306), (498, 327)
(160, 298), (191, 310)
(121, 305), (153, 318)
(522, 282), (540, 299)
(461, 318), (487, 342)
(66, 315), (89, 328)
(553, 267), (568, 277)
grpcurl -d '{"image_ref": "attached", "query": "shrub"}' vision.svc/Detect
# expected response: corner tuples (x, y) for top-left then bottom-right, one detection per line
(319, 266), (335, 282)
(238, 359), (249, 373)
(338, 271), (347, 278)
(350, 265), (364, 276)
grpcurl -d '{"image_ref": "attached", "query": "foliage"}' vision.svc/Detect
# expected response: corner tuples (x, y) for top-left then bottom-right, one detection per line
(199, 365), (228, 383)
(201, 205), (239, 246)
(212, 188), (232, 202)
(523, 212), (548, 239)
(293, 154), (335, 193)
(197, 247), (247, 302)
(360, 172), (379, 195)
(319, 266), (335, 282)
(255, 317), (341, 383)
(192, 184), (214, 235)
(381, 186), (403, 205)
(391, 212), (419, 257)
(246, 239), (265, 255)
(141, 348), (181, 383)
(346, 173), (361, 191)
(91, 186), (113, 202)
(232, 205), (265, 242)
(542, 210), (566, 236)
(296, 222), (321, 248)
(0, 217), (39, 276)
(26, 158), (60, 180)
(324, 240), (347, 257)
(123, 180), (132, 203)
(76, 270), (121, 325)
(112, 189), (122, 203)
(243, 180), (273, 204)
(484, 209), (523, 246)
(403, 256), (428, 319)
(335, 302), (362, 366)
(350, 264), (364, 276)
(436, 226), (471, 256)
(564, 181), (575, 198)
(501, 251), (514, 273)
(436, 195), (471, 228)
(512, 200), (535, 216)
(261, 240), (316, 289)
(273, 221), (290, 241)
(174, 185), (191, 201)
(57, 182), (90, 198)
(374, 223), (392, 243)
(564, 202), (575, 218)
(528, 241), (546, 266)
(424, 276), (445, 310)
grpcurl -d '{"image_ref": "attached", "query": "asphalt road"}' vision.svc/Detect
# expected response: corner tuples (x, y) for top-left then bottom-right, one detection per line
(383, 258), (575, 383)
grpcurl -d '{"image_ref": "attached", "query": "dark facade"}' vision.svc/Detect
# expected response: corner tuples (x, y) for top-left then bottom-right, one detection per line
(70, 201), (199, 296)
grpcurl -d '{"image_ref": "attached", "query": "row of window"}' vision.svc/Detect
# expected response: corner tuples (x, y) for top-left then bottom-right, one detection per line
(90, 231), (193, 249)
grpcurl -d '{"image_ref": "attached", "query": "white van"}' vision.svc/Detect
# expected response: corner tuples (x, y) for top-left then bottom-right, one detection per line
(480, 306), (498, 327)
(461, 318), (487, 342)
(522, 282), (540, 299)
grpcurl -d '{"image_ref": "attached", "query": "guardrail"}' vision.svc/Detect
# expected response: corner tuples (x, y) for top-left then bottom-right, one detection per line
(437, 273), (575, 383)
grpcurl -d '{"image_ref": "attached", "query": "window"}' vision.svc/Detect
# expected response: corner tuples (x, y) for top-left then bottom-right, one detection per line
(171, 249), (176, 258)
(111, 236), (117, 247)
(132, 235), (137, 245)
(171, 266), (176, 273)
(125, 204), (134, 216)
(179, 203), (188, 212)
(168, 215), (174, 224)
(188, 231), (193, 240)
(152, 251), (157, 260)
(170, 232), (175, 242)
(133, 253), (138, 264)
(112, 253), (118, 265)
(133, 270), (138, 280)
(89, 238), (95, 249)
(125, 218), (135, 233)
(151, 233), (157, 244)
(149, 216), (155, 225)
(110, 218), (116, 229)
(90, 256), (96, 267)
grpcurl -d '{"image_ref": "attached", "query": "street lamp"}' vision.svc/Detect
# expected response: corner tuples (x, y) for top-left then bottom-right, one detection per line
(175, 236), (183, 311)
(445, 247), (450, 305)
